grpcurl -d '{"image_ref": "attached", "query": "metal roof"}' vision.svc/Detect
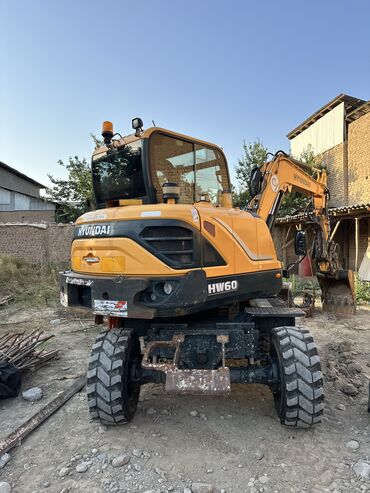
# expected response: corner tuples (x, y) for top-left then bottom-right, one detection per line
(346, 100), (370, 123)
(0, 161), (47, 189)
(276, 203), (370, 224)
(287, 94), (366, 140)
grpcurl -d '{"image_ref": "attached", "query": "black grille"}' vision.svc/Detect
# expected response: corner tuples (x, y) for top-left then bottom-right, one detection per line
(140, 226), (194, 266)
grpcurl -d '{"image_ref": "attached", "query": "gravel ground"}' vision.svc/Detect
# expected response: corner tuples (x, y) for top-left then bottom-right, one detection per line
(0, 305), (369, 493)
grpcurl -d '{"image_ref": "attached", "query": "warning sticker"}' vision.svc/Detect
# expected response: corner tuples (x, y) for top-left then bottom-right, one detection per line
(93, 299), (128, 317)
(191, 207), (199, 223)
(66, 277), (93, 286)
(270, 174), (280, 193)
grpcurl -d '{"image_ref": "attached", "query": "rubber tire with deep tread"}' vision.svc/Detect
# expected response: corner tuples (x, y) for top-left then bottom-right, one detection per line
(87, 329), (141, 425)
(270, 326), (324, 428)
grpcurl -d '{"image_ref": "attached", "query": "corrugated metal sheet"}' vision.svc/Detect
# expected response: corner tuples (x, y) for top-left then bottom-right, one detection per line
(290, 103), (345, 157)
(276, 202), (370, 223)
(29, 195), (55, 210)
(14, 192), (31, 210)
(0, 189), (55, 211)
(0, 188), (11, 206)
(0, 168), (41, 198)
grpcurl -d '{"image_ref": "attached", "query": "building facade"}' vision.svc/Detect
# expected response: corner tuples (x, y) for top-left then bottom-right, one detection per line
(287, 94), (370, 208)
(0, 161), (56, 222)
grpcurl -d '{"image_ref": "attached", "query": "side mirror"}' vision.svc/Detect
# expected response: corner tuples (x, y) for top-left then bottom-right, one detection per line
(294, 230), (307, 256)
(249, 167), (262, 197)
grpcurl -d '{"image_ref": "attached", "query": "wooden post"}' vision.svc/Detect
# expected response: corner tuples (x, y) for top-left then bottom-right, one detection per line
(329, 220), (341, 241)
(346, 220), (350, 269)
(283, 226), (287, 268)
(355, 217), (360, 272)
(282, 224), (292, 269)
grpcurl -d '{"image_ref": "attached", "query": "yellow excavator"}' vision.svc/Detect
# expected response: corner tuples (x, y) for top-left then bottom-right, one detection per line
(60, 119), (355, 428)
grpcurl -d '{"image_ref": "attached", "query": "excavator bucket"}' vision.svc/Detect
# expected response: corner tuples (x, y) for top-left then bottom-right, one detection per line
(318, 269), (356, 315)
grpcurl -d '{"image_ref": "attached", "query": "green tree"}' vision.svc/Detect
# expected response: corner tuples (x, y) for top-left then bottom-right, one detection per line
(234, 140), (320, 216)
(46, 134), (102, 223)
(234, 139), (269, 207)
(277, 145), (317, 217)
(47, 156), (94, 223)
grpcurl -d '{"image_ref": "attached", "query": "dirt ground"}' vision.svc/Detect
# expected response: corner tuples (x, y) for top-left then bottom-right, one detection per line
(0, 305), (369, 493)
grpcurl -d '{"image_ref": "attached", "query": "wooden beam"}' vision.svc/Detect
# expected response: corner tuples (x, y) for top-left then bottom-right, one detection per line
(0, 376), (85, 456)
(355, 217), (360, 272)
(282, 226), (287, 268)
(329, 220), (341, 241)
(285, 224), (292, 242)
(282, 238), (295, 250)
(281, 224), (292, 269)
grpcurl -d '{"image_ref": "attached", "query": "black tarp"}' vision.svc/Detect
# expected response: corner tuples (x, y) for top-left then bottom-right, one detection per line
(0, 363), (21, 399)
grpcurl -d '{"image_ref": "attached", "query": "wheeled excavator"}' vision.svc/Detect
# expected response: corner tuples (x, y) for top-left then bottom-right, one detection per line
(60, 119), (356, 428)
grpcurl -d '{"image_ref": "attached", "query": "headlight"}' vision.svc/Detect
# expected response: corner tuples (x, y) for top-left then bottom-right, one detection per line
(163, 282), (174, 295)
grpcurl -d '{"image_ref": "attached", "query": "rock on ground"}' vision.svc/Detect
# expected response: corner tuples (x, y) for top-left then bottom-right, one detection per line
(22, 387), (43, 402)
(353, 461), (370, 479)
(58, 467), (70, 478)
(0, 483), (12, 493)
(254, 449), (264, 460)
(345, 440), (360, 451)
(338, 381), (359, 396)
(191, 483), (214, 493)
(0, 454), (11, 469)
(111, 454), (130, 467)
(75, 462), (89, 473)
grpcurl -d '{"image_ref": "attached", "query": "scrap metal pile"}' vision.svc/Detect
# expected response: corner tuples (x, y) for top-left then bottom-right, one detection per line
(0, 330), (58, 371)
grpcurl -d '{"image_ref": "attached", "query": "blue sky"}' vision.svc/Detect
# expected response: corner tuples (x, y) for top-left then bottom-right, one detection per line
(1, 0), (369, 187)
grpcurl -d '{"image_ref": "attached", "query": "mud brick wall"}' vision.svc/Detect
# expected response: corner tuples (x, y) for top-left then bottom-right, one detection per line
(348, 112), (370, 205)
(316, 142), (347, 207)
(314, 111), (370, 208)
(0, 210), (56, 222)
(0, 223), (74, 265)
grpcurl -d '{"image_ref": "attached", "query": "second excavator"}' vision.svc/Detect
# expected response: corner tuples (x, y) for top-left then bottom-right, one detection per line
(247, 151), (356, 313)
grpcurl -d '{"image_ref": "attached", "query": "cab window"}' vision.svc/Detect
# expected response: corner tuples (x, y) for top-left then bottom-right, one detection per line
(195, 144), (228, 204)
(149, 133), (229, 205)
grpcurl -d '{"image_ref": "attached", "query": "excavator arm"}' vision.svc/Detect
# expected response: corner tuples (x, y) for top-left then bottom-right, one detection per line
(248, 152), (356, 314)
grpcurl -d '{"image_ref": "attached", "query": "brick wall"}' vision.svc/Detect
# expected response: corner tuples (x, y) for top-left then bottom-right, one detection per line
(313, 111), (370, 207)
(316, 142), (347, 207)
(348, 112), (370, 205)
(0, 223), (74, 265)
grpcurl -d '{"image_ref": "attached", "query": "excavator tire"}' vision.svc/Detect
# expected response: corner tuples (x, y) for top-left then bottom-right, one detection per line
(87, 329), (141, 425)
(270, 326), (324, 428)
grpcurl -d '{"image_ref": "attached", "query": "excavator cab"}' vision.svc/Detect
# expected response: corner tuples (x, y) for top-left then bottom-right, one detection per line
(92, 127), (231, 208)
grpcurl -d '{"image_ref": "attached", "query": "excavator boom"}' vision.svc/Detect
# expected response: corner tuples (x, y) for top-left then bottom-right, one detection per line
(248, 152), (356, 314)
